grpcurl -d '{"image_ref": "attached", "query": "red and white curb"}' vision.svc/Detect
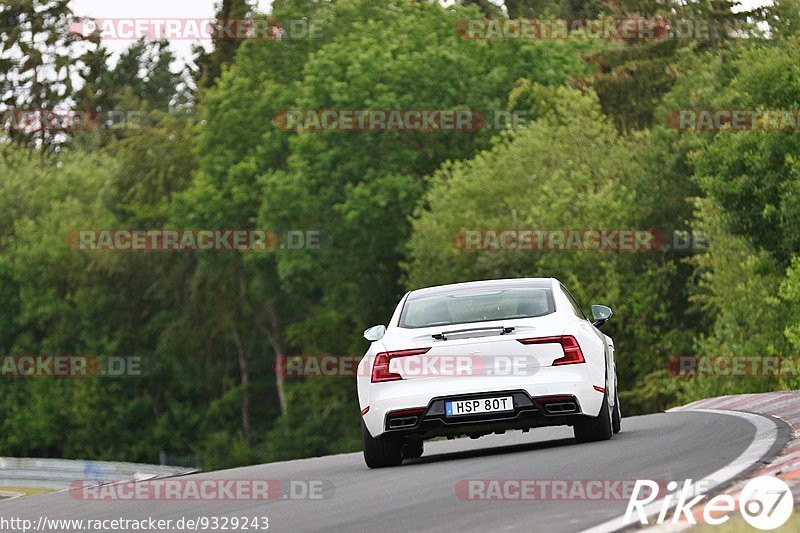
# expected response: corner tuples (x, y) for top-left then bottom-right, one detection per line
(581, 390), (799, 532)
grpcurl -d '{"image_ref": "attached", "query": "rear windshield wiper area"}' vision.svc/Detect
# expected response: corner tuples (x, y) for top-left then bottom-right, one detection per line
(432, 326), (515, 341)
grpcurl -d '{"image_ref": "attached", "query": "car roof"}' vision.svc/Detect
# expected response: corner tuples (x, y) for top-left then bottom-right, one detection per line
(407, 278), (557, 300)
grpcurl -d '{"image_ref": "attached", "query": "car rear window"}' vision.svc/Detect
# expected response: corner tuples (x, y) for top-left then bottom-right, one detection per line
(399, 287), (555, 329)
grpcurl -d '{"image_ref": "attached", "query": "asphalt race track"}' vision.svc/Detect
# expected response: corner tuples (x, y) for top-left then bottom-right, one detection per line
(0, 411), (788, 533)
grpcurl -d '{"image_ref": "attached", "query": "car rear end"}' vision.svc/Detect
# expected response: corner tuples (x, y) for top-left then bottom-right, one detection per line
(358, 278), (606, 442)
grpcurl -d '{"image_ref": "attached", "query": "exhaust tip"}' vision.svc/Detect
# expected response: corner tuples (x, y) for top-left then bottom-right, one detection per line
(388, 416), (418, 429)
(543, 401), (578, 414)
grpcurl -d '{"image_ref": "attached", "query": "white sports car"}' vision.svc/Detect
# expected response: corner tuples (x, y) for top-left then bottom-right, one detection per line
(357, 278), (620, 468)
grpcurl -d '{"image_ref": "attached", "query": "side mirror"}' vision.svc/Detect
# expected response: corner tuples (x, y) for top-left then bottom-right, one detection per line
(591, 305), (613, 328)
(363, 325), (386, 341)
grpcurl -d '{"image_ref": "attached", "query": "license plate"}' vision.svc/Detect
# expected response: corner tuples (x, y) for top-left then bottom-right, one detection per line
(446, 396), (513, 417)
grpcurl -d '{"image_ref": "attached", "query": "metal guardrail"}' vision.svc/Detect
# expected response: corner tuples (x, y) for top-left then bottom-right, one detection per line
(0, 457), (198, 491)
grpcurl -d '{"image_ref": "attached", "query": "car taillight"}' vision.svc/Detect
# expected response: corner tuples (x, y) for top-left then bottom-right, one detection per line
(371, 348), (431, 383)
(517, 335), (586, 365)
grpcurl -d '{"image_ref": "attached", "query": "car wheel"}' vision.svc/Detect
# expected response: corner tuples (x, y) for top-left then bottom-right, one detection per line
(403, 439), (424, 460)
(612, 390), (621, 434)
(573, 389), (613, 443)
(362, 420), (404, 468)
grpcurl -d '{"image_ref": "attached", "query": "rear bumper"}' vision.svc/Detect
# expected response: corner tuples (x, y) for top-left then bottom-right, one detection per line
(382, 390), (586, 440)
(361, 368), (603, 438)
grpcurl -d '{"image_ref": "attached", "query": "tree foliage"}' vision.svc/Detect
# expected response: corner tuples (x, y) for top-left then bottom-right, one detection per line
(0, 0), (797, 465)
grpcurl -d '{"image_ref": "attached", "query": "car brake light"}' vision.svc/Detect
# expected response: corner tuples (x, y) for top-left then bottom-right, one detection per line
(371, 348), (431, 383)
(517, 335), (586, 365)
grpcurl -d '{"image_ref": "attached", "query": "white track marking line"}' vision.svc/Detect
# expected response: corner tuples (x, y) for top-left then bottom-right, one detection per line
(579, 409), (781, 533)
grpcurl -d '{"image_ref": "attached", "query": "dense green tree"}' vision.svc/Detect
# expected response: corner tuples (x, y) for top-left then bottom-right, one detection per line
(503, 0), (605, 18)
(406, 85), (685, 394)
(651, 36), (800, 401)
(260, 0), (593, 342)
(588, 0), (766, 131)
(193, 0), (253, 89)
(0, 0), (80, 147)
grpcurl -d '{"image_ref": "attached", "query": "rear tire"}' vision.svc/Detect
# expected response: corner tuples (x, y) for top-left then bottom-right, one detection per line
(612, 391), (621, 434)
(362, 420), (404, 468)
(574, 390), (613, 443)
